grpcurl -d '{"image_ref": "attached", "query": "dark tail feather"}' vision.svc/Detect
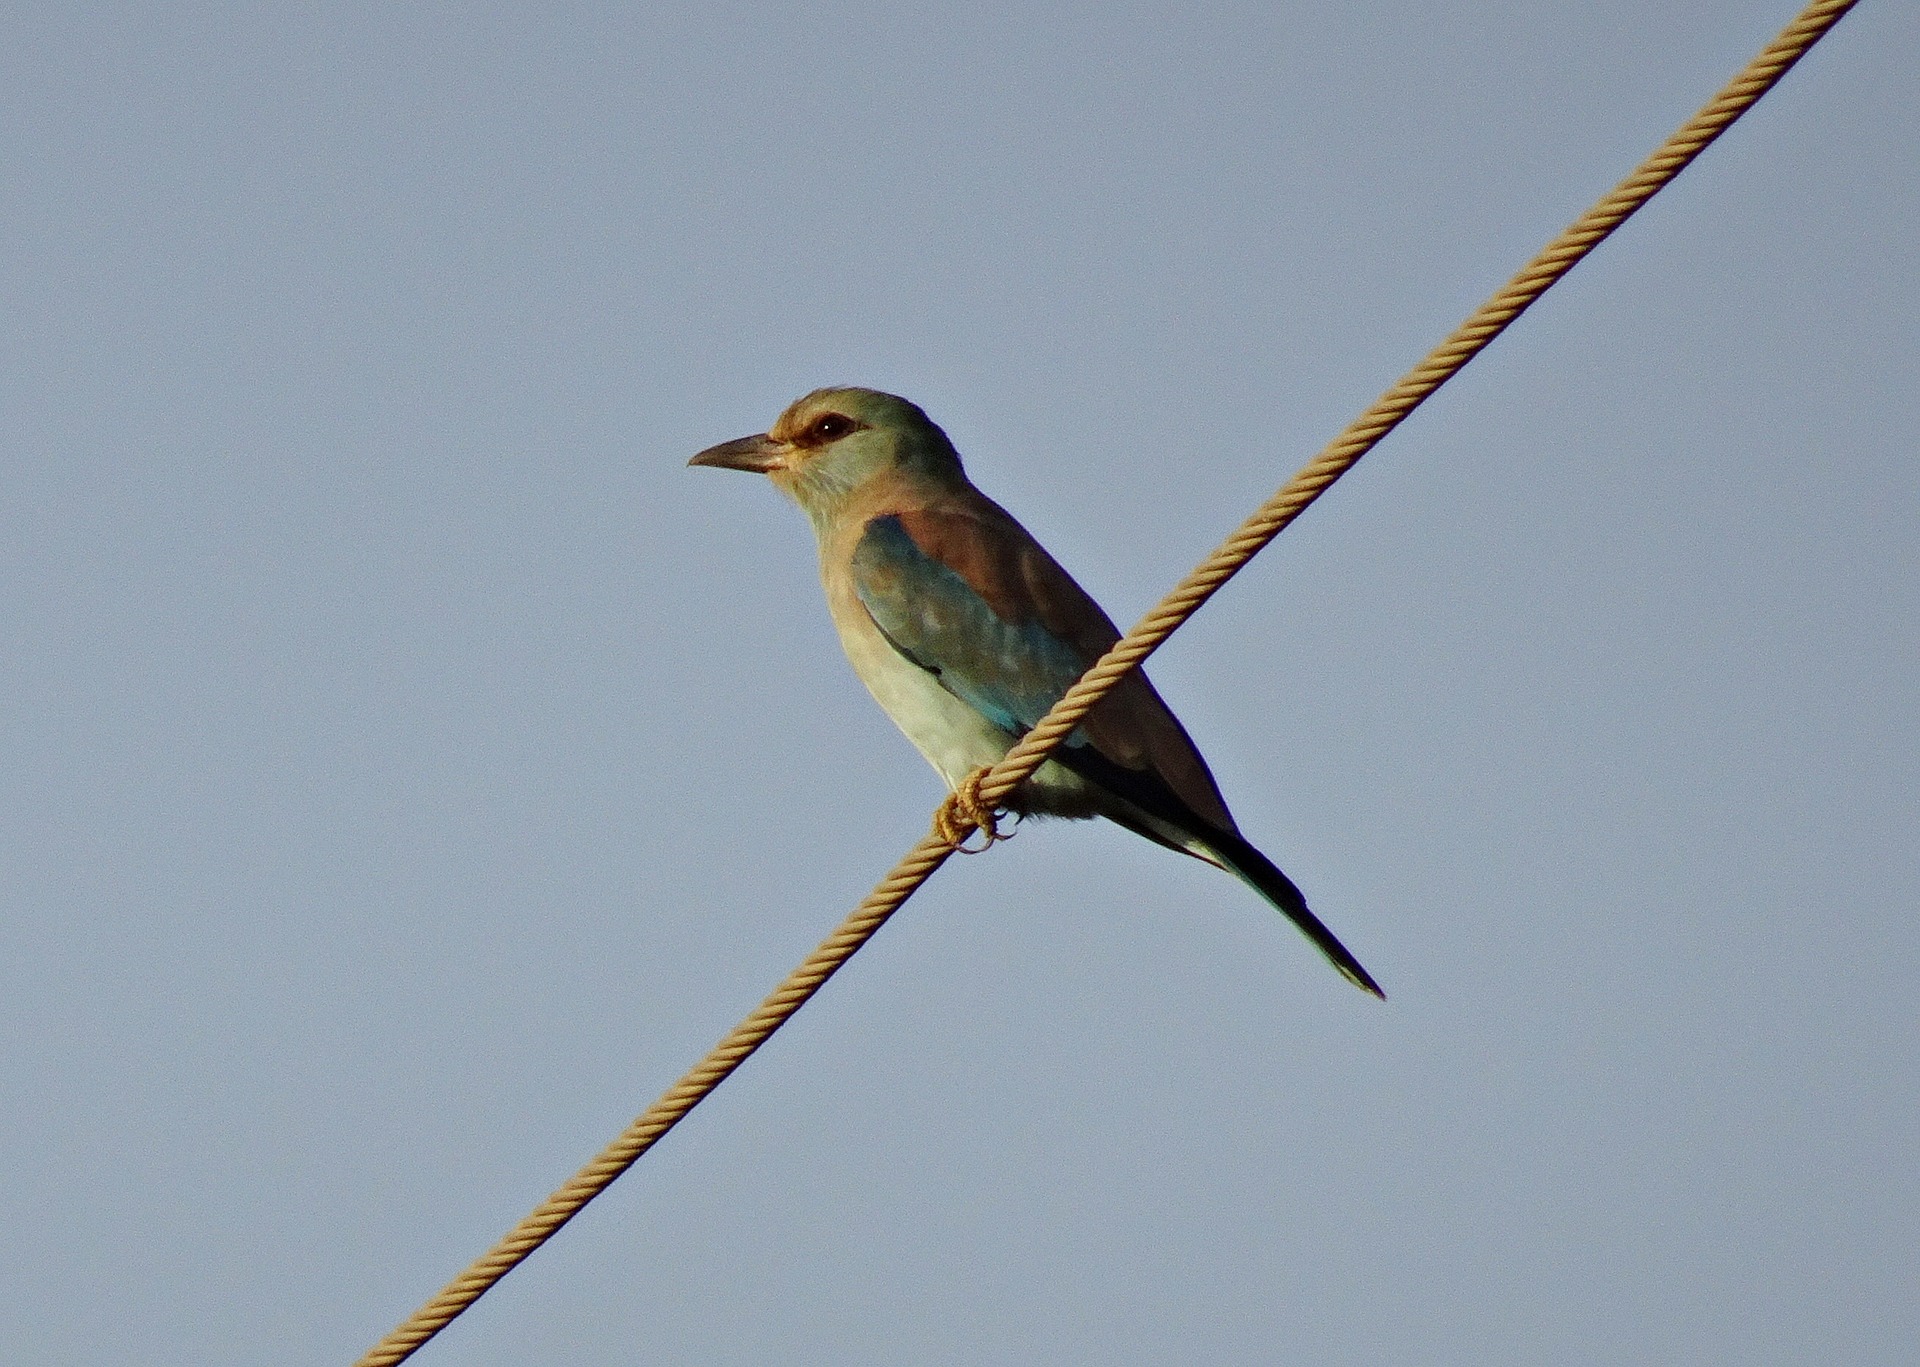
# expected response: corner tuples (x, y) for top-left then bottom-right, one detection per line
(1199, 827), (1385, 999)
(1048, 742), (1385, 997)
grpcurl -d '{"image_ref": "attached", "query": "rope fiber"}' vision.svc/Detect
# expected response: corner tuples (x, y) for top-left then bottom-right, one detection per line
(354, 3), (1859, 1360)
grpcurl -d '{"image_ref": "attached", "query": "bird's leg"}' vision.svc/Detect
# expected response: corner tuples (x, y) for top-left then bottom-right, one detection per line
(933, 766), (1010, 853)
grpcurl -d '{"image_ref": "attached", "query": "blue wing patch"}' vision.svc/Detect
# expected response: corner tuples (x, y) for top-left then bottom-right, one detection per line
(851, 514), (1091, 739)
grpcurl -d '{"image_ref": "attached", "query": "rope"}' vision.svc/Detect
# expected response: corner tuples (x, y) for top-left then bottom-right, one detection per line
(353, 3), (1857, 1361)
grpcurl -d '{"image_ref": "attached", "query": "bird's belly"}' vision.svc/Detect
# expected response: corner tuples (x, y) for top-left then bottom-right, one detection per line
(836, 610), (1097, 817)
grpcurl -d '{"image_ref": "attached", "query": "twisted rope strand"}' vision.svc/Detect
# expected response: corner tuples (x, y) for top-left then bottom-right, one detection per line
(353, 832), (957, 1366)
(354, 3), (1856, 1361)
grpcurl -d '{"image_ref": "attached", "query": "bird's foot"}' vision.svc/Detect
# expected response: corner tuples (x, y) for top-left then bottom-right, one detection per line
(933, 768), (1011, 853)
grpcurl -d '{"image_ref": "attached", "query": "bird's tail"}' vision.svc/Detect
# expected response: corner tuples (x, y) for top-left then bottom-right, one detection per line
(1193, 827), (1385, 998)
(1051, 742), (1385, 997)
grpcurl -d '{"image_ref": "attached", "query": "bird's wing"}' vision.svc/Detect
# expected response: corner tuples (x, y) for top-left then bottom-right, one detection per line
(850, 507), (1235, 832)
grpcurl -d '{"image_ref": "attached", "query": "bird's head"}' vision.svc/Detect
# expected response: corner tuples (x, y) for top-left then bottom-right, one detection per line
(690, 387), (965, 527)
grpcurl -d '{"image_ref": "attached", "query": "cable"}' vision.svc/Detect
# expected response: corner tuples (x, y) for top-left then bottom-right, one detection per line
(352, 4), (1859, 1360)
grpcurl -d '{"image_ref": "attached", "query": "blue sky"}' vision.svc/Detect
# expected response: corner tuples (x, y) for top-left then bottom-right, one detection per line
(4, 3), (1915, 1363)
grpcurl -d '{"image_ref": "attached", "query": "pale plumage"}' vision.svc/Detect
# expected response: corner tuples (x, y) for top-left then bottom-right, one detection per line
(691, 387), (1381, 996)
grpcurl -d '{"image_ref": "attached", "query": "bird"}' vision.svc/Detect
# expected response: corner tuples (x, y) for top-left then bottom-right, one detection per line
(691, 387), (1382, 997)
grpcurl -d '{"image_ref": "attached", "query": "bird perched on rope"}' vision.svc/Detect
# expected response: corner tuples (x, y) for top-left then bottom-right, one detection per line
(691, 387), (1382, 996)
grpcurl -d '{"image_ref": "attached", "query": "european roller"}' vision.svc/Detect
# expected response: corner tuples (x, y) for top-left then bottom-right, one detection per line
(692, 387), (1382, 997)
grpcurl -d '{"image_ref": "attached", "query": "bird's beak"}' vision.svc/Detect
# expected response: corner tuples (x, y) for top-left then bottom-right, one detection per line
(688, 433), (786, 474)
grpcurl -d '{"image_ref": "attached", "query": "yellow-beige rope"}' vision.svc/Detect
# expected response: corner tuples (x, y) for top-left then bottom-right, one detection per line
(354, 2), (1858, 1361)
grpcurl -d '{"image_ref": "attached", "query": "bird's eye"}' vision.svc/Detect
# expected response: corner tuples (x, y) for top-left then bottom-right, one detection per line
(810, 413), (857, 442)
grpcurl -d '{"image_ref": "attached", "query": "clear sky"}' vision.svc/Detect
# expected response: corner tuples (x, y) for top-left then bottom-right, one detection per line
(5, 3), (1915, 1363)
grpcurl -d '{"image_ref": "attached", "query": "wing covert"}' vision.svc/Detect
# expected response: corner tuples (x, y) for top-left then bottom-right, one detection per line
(850, 505), (1237, 833)
(850, 513), (1089, 737)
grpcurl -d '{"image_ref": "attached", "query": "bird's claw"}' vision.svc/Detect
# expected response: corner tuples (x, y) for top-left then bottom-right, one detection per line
(933, 768), (1011, 853)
